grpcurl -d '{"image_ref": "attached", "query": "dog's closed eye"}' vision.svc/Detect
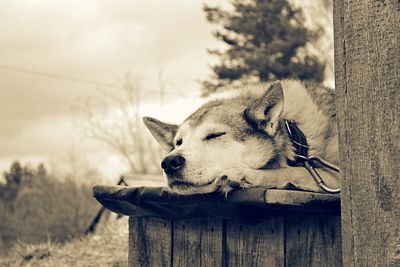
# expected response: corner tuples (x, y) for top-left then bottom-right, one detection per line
(204, 132), (226, 141)
(175, 138), (183, 146)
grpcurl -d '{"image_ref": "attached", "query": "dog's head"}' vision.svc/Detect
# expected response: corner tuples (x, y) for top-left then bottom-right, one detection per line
(144, 82), (289, 194)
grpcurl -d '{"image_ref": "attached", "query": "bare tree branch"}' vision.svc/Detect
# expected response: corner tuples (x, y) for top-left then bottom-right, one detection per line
(75, 74), (163, 174)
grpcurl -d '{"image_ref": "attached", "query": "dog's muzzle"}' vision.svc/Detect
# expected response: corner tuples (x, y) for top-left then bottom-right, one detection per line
(161, 155), (185, 176)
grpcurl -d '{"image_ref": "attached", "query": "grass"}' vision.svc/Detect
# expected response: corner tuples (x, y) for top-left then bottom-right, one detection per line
(0, 217), (128, 267)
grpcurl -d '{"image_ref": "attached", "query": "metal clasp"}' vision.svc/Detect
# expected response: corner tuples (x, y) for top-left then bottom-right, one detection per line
(296, 155), (341, 194)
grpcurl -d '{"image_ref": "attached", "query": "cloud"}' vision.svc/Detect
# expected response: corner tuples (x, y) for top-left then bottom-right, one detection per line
(0, 0), (224, 177)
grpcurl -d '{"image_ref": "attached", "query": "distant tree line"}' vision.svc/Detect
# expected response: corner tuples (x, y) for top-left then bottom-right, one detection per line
(0, 161), (98, 253)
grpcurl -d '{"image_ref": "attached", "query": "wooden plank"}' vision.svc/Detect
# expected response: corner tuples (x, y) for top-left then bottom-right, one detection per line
(334, 0), (400, 266)
(265, 189), (340, 206)
(285, 215), (342, 267)
(227, 217), (284, 267)
(173, 218), (224, 267)
(128, 217), (171, 267)
(264, 189), (340, 214)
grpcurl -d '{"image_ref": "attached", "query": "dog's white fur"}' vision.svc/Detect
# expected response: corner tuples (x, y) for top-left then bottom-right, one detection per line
(144, 80), (340, 195)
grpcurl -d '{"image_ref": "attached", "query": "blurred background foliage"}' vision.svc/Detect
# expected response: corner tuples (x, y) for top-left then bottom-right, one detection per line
(74, 73), (164, 175)
(0, 161), (99, 256)
(201, 0), (330, 95)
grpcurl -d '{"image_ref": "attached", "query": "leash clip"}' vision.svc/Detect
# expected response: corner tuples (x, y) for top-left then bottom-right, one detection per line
(296, 155), (341, 194)
(285, 119), (341, 194)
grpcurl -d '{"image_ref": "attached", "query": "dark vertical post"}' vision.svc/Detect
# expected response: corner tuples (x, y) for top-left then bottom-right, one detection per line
(333, 1), (400, 266)
(129, 217), (172, 267)
(173, 218), (224, 267)
(226, 218), (285, 266)
(285, 215), (342, 266)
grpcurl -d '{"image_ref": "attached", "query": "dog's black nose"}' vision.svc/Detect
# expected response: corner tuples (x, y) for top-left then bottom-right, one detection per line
(161, 155), (185, 174)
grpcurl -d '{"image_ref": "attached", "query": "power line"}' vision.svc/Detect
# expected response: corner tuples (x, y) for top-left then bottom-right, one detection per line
(0, 64), (185, 98)
(0, 64), (119, 87)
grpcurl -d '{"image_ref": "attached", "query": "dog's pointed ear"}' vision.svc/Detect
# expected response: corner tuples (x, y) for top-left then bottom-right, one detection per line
(244, 82), (284, 136)
(143, 117), (178, 151)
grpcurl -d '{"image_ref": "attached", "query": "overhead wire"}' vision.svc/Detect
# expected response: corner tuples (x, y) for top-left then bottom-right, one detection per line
(0, 64), (185, 99)
(0, 64), (119, 87)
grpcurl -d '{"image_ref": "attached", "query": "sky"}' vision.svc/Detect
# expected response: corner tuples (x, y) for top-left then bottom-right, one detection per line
(0, 0), (333, 182)
(0, 0), (227, 181)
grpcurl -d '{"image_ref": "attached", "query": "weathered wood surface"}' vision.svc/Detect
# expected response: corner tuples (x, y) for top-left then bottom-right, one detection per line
(129, 215), (342, 267)
(128, 217), (171, 267)
(264, 190), (340, 214)
(226, 217), (285, 267)
(173, 218), (224, 267)
(285, 215), (342, 267)
(334, 0), (400, 266)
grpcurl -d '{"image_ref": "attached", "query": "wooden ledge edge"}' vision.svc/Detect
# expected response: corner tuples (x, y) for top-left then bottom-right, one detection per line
(264, 189), (340, 213)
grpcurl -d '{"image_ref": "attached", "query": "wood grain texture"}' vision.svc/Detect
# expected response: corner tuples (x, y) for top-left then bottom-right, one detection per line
(334, 0), (400, 266)
(173, 218), (224, 267)
(264, 189), (340, 214)
(226, 217), (284, 267)
(129, 217), (171, 267)
(265, 189), (340, 206)
(285, 215), (342, 267)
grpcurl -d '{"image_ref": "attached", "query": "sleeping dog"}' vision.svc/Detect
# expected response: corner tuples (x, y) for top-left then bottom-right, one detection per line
(144, 80), (340, 195)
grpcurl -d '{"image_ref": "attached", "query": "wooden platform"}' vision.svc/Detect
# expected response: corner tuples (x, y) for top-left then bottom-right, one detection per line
(94, 186), (342, 266)
(128, 214), (341, 267)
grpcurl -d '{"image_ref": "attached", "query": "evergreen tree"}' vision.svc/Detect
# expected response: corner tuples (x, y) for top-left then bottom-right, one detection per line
(202, 0), (325, 95)
(4, 161), (23, 185)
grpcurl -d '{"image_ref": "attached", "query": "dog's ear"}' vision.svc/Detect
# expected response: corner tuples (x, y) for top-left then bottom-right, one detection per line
(143, 117), (178, 151)
(244, 82), (284, 136)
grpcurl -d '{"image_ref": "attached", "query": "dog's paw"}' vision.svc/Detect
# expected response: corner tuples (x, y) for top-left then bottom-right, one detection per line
(214, 169), (254, 196)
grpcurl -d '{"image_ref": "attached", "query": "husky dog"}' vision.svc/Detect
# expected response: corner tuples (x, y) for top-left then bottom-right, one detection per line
(143, 80), (340, 195)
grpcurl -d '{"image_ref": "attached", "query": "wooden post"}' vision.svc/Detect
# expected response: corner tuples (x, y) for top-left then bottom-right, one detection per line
(333, 1), (400, 266)
(173, 218), (224, 267)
